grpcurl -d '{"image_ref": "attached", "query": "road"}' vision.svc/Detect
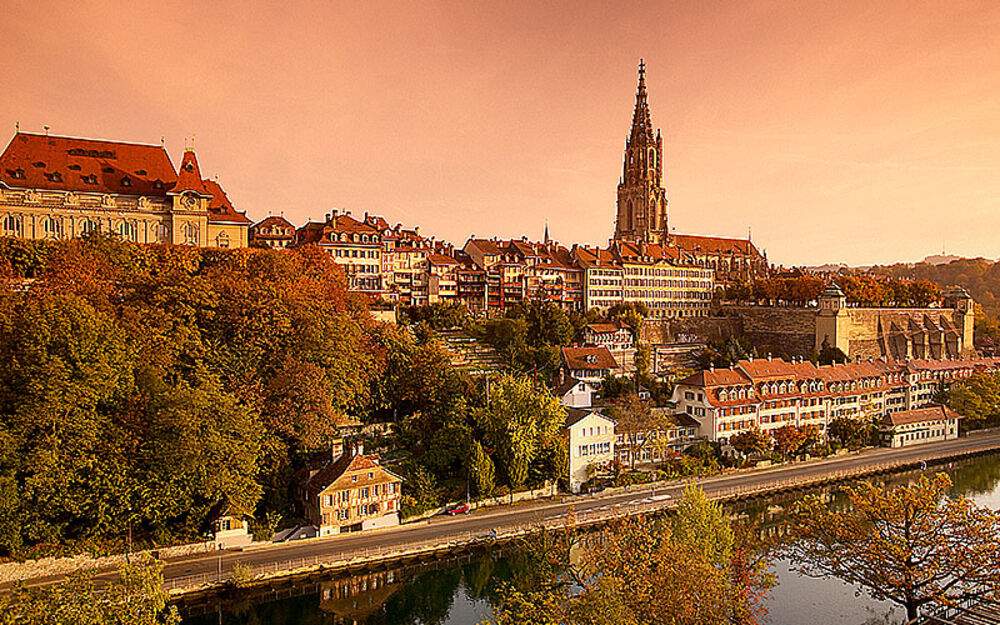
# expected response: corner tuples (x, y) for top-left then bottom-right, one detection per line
(12, 430), (1000, 593)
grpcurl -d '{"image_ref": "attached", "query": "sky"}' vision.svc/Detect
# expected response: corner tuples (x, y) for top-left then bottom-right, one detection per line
(1, 0), (998, 267)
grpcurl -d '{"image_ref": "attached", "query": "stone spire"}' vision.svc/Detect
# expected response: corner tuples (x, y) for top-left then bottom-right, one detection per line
(614, 59), (668, 244)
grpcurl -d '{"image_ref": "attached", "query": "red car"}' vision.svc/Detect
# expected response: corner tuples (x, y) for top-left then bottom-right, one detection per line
(446, 503), (471, 515)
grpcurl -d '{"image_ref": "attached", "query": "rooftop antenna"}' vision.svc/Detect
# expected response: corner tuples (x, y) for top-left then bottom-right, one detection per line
(748, 225), (752, 241)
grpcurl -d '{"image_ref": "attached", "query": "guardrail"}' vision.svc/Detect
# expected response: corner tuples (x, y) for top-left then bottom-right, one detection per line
(163, 438), (1000, 594)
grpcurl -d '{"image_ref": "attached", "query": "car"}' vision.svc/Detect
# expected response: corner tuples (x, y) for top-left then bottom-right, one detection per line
(445, 503), (471, 515)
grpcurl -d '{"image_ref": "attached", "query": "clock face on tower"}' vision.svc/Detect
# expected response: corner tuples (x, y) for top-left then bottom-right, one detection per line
(184, 194), (198, 209)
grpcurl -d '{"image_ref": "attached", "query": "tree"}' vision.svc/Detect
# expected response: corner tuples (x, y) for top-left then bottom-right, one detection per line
(474, 374), (565, 488)
(469, 440), (496, 497)
(488, 484), (771, 625)
(0, 556), (179, 624)
(729, 429), (770, 457)
(771, 425), (807, 459)
(945, 371), (1000, 426)
(605, 393), (667, 470)
(786, 473), (1000, 621)
(828, 416), (874, 449)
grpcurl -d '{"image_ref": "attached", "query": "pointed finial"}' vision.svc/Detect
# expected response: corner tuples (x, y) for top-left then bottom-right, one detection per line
(43, 125), (50, 136)
(14, 121), (19, 133)
(160, 136), (165, 147)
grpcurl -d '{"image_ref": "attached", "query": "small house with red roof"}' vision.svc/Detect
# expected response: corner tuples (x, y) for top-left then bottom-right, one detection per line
(250, 215), (296, 249)
(296, 440), (403, 537)
(561, 346), (621, 383)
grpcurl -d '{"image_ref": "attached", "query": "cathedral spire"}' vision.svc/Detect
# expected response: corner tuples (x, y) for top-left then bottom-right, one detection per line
(631, 58), (653, 140)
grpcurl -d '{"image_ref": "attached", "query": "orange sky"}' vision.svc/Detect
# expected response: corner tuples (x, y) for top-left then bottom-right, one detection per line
(2, 0), (998, 266)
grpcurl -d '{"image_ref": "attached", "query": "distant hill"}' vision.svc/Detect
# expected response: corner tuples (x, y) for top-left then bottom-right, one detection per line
(921, 254), (964, 266)
(870, 257), (1000, 317)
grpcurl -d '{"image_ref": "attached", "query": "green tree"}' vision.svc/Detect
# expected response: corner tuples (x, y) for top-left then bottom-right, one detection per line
(729, 428), (770, 457)
(673, 482), (733, 566)
(475, 374), (565, 488)
(469, 440), (496, 497)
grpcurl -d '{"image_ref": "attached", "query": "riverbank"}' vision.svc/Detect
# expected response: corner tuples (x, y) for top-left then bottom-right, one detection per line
(149, 430), (1000, 599)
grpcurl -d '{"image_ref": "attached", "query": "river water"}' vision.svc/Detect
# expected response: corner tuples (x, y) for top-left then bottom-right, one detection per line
(180, 453), (1000, 625)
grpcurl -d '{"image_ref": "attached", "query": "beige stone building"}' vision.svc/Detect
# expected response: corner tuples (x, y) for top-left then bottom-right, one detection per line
(0, 131), (250, 247)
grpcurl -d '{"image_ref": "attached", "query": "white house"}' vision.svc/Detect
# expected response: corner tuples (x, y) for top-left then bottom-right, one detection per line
(880, 404), (961, 448)
(561, 346), (620, 384)
(565, 407), (616, 493)
(555, 377), (598, 408)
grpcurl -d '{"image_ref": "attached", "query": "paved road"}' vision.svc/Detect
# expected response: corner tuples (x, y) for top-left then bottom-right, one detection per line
(14, 430), (1000, 592)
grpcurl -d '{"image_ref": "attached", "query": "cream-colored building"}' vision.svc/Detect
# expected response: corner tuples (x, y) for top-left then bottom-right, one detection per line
(565, 407), (615, 493)
(0, 132), (250, 247)
(880, 405), (960, 448)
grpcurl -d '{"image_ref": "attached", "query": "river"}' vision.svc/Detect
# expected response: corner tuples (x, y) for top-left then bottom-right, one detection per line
(179, 453), (1000, 625)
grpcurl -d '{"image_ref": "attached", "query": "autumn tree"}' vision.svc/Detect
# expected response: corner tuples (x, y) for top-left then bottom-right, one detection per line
(489, 484), (771, 625)
(945, 371), (1000, 426)
(605, 393), (669, 470)
(786, 473), (1000, 621)
(827, 416), (875, 449)
(771, 425), (807, 459)
(729, 428), (770, 457)
(469, 440), (496, 497)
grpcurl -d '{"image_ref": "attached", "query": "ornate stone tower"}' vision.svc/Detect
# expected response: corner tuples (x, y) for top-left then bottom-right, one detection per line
(614, 59), (668, 244)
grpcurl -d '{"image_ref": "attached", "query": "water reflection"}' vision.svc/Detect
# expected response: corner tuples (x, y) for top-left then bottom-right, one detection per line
(179, 453), (1000, 625)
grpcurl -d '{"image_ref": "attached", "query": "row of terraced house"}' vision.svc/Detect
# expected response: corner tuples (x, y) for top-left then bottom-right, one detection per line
(249, 210), (717, 318)
(672, 355), (1000, 444)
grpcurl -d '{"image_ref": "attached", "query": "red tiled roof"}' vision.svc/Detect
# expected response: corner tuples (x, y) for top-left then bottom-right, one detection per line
(562, 346), (619, 371)
(427, 253), (460, 265)
(586, 321), (623, 334)
(672, 233), (763, 258)
(304, 453), (401, 497)
(251, 215), (296, 232)
(172, 150), (209, 195)
(0, 132), (178, 196)
(678, 368), (751, 387)
(882, 404), (961, 427)
(737, 358), (798, 380)
(203, 179), (252, 225)
(466, 238), (504, 255)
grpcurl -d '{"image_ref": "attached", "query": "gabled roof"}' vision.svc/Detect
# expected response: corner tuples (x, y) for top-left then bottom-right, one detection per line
(565, 406), (613, 428)
(303, 453), (402, 497)
(466, 238), (504, 255)
(0, 132), (178, 196)
(585, 320), (624, 335)
(554, 376), (594, 398)
(562, 346), (619, 371)
(427, 253), (460, 265)
(882, 404), (961, 427)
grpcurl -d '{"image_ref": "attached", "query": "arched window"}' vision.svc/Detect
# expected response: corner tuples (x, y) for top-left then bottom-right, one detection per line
(81, 219), (101, 234)
(152, 223), (169, 242)
(183, 222), (199, 245)
(44, 217), (62, 239)
(118, 221), (136, 241)
(719, 390), (728, 402)
(216, 232), (230, 249)
(2, 214), (22, 236)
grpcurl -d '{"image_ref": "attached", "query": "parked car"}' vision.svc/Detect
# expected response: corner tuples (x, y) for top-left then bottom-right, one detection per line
(445, 503), (471, 515)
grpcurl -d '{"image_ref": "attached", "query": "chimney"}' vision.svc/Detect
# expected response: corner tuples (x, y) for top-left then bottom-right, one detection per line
(331, 439), (345, 464)
(331, 209), (339, 220)
(355, 440), (364, 457)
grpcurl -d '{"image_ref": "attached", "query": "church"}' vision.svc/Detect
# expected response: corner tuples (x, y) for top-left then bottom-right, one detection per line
(0, 130), (251, 248)
(613, 61), (770, 285)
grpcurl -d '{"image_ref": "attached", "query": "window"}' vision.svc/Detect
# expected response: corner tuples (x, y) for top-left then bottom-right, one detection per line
(2, 215), (21, 236)
(81, 219), (101, 234)
(182, 222), (198, 245)
(118, 221), (136, 241)
(152, 223), (169, 242)
(216, 232), (230, 249)
(43, 217), (62, 239)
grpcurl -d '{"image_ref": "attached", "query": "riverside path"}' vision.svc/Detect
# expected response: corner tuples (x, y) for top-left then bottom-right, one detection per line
(12, 429), (1000, 594)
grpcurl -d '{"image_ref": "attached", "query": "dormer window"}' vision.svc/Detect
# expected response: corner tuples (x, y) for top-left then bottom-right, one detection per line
(68, 164), (82, 171)
(102, 166), (115, 174)
(6, 168), (25, 179)
(120, 177), (131, 187)
(82, 174), (98, 185)
(32, 161), (45, 168)
(152, 179), (164, 190)
(45, 172), (63, 183)
(134, 169), (147, 176)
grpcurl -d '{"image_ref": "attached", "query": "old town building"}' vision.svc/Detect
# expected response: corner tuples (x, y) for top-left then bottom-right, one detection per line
(612, 240), (714, 319)
(565, 407), (616, 493)
(0, 131), (250, 247)
(296, 210), (385, 296)
(880, 404), (961, 448)
(672, 355), (998, 444)
(250, 215), (296, 248)
(296, 441), (403, 537)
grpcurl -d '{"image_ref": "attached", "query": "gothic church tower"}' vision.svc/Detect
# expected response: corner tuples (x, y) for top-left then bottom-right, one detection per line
(614, 59), (668, 244)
